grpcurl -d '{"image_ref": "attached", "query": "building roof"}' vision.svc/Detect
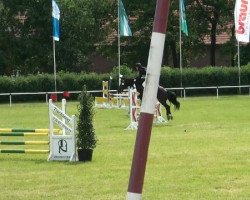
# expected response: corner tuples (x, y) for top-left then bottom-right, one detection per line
(203, 32), (231, 45)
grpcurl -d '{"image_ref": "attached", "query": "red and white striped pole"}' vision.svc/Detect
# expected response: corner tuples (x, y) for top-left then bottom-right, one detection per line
(126, 0), (170, 199)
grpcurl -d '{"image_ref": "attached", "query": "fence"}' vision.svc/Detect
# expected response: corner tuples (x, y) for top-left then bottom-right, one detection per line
(0, 90), (117, 106)
(0, 86), (249, 106)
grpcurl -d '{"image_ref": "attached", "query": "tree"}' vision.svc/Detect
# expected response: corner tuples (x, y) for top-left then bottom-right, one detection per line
(101, 0), (207, 68)
(57, 0), (114, 72)
(0, 0), (114, 75)
(0, 0), (244, 75)
(0, 0), (52, 75)
(190, 0), (235, 66)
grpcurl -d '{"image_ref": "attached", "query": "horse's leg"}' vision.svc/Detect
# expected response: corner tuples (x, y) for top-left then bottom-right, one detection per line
(158, 98), (173, 120)
(158, 88), (173, 120)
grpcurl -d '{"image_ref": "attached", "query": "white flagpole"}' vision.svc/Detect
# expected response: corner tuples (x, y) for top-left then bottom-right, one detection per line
(237, 41), (241, 94)
(179, 0), (183, 97)
(118, 0), (121, 87)
(53, 39), (57, 92)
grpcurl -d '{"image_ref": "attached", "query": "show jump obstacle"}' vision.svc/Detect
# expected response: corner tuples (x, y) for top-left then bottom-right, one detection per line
(126, 88), (166, 130)
(0, 130), (50, 154)
(48, 99), (77, 161)
(126, 88), (140, 130)
(95, 81), (112, 108)
(95, 81), (130, 108)
(0, 99), (77, 162)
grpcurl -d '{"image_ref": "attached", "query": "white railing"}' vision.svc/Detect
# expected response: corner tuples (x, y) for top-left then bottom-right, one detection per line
(179, 85), (250, 99)
(0, 86), (249, 106)
(0, 90), (118, 106)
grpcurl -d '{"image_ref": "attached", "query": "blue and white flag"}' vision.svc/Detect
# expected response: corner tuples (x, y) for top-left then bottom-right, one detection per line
(119, 0), (132, 37)
(52, 0), (60, 41)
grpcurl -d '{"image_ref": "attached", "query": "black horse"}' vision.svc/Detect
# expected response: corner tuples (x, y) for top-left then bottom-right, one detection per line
(118, 77), (180, 120)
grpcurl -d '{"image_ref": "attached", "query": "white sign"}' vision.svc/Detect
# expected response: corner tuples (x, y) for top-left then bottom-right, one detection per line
(234, 0), (250, 42)
(48, 135), (77, 161)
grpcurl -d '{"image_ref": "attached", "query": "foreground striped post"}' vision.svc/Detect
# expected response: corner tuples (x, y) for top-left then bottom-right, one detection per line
(127, 1), (170, 199)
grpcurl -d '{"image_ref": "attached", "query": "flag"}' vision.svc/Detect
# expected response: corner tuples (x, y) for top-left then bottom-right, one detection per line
(119, 0), (132, 36)
(234, 0), (250, 43)
(180, 0), (188, 36)
(52, 0), (60, 41)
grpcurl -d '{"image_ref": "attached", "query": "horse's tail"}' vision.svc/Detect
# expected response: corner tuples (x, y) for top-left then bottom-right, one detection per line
(166, 90), (180, 110)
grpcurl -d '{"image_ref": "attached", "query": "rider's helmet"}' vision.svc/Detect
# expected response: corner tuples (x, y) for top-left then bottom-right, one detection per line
(135, 62), (142, 69)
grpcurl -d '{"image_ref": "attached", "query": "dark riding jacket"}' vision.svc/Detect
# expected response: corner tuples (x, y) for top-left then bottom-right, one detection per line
(137, 66), (146, 78)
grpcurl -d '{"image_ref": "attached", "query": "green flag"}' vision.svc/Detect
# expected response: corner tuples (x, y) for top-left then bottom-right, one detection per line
(119, 0), (132, 36)
(180, 0), (188, 36)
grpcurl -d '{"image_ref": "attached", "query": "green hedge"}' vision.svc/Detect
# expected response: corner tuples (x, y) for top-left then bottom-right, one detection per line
(160, 65), (250, 87)
(160, 65), (250, 95)
(0, 65), (250, 102)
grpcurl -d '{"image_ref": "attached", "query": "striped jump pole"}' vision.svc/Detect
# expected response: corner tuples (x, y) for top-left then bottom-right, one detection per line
(0, 149), (49, 154)
(0, 141), (49, 145)
(154, 102), (167, 124)
(0, 128), (60, 133)
(0, 132), (49, 136)
(127, 0), (170, 199)
(126, 88), (140, 130)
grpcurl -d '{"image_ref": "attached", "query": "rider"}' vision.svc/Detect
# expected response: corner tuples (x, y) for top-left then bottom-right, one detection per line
(134, 62), (146, 80)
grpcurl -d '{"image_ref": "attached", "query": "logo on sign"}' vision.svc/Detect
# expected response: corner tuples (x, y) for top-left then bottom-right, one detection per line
(236, 0), (249, 34)
(58, 139), (67, 154)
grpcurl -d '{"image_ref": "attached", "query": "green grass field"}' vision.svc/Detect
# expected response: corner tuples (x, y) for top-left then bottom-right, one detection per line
(0, 96), (249, 200)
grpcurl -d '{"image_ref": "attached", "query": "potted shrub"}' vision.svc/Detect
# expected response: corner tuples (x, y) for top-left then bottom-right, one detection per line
(76, 85), (97, 162)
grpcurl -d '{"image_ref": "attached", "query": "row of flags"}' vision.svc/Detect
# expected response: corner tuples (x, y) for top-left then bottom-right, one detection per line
(51, 0), (134, 40)
(52, 0), (189, 41)
(119, 0), (189, 37)
(119, 0), (250, 44)
(52, 0), (250, 46)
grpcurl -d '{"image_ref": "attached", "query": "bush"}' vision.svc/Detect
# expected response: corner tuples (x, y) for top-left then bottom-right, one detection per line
(0, 65), (249, 101)
(76, 85), (97, 150)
